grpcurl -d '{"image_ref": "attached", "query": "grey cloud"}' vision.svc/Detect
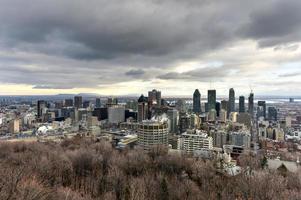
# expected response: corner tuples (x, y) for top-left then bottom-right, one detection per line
(157, 66), (237, 81)
(125, 69), (145, 77)
(0, 0), (301, 91)
(239, 0), (301, 47)
(0, 0), (248, 61)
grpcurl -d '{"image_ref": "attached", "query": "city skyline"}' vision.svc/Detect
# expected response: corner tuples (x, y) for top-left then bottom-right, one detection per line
(1, 0), (301, 96)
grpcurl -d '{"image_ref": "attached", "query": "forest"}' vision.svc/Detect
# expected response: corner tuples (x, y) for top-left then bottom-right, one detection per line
(0, 137), (300, 200)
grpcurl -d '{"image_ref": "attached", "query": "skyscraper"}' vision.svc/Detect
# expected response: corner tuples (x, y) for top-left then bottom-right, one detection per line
(167, 109), (179, 134)
(37, 100), (47, 118)
(83, 100), (90, 108)
(148, 89), (161, 107)
(138, 94), (148, 122)
(239, 96), (245, 113)
(257, 101), (266, 119)
(193, 89), (201, 113)
(228, 88), (235, 114)
(207, 90), (216, 111)
(64, 99), (73, 107)
(74, 96), (83, 109)
(268, 107), (277, 121)
(215, 102), (221, 117)
(95, 98), (101, 108)
(221, 100), (228, 111)
(248, 92), (254, 117)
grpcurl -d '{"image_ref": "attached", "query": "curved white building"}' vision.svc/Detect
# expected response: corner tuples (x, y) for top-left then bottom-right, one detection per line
(137, 120), (168, 150)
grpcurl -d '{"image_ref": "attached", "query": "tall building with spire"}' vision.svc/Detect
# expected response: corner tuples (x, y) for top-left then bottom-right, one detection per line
(193, 89), (201, 113)
(248, 92), (254, 117)
(228, 88), (235, 114)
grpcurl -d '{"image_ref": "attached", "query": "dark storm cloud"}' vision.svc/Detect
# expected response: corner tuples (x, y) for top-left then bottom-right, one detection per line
(239, 0), (301, 47)
(0, 0), (241, 61)
(0, 0), (301, 90)
(125, 69), (145, 77)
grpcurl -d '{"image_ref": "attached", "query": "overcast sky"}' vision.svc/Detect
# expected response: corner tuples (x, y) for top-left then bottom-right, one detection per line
(0, 0), (301, 96)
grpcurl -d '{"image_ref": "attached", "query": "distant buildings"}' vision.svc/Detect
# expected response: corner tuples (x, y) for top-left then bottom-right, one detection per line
(229, 131), (251, 148)
(37, 100), (47, 119)
(268, 107), (277, 121)
(257, 101), (266, 119)
(95, 98), (101, 108)
(258, 120), (285, 141)
(9, 119), (20, 134)
(193, 89), (201, 113)
(211, 129), (251, 148)
(248, 92), (254, 117)
(64, 99), (73, 107)
(74, 96), (83, 109)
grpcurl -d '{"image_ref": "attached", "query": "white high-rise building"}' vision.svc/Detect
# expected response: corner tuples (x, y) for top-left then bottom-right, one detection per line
(178, 129), (213, 153)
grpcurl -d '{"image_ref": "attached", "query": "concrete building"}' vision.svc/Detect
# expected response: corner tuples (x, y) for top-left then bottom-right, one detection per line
(108, 106), (125, 124)
(229, 112), (238, 122)
(137, 120), (169, 150)
(211, 130), (228, 148)
(177, 129), (213, 153)
(138, 95), (148, 122)
(220, 109), (227, 122)
(229, 131), (251, 148)
(167, 109), (179, 134)
(237, 113), (251, 127)
(148, 89), (161, 108)
(37, 100), (47, 119)
(64, 99), (73, 107)
(74, 96), (83, 109)
(179, 112), (190, 134)
(221, 100), (228, 112)
(9, 119), (20, 134)
(207, 109), (217, 121)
